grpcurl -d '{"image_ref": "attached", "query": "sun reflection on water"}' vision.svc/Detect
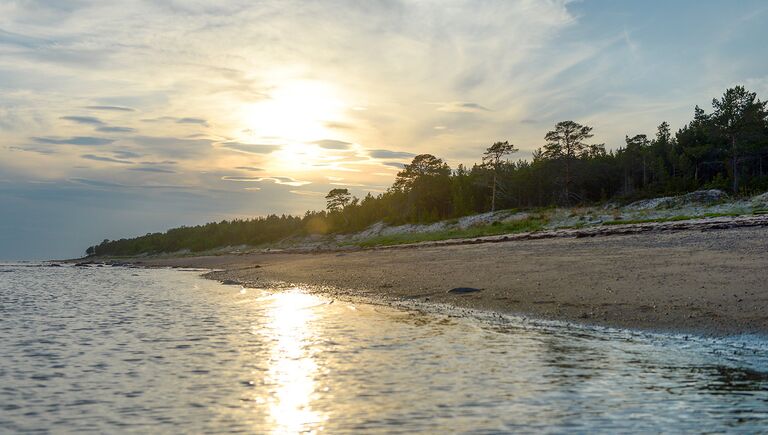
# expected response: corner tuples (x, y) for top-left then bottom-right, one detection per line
(264, 290), (325, 434)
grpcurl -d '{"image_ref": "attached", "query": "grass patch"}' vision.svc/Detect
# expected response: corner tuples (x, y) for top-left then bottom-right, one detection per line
(350, 217), (547, 248)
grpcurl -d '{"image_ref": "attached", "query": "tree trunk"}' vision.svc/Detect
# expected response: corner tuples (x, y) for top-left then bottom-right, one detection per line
(564, 159), (571, 205)
(732, 136), (739, 194)
(538, 178), (543, 206)
(491, 172), (497, 212)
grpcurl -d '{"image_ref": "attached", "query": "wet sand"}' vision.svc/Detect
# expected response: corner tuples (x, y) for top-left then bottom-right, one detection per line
(127, 222), (768, 336)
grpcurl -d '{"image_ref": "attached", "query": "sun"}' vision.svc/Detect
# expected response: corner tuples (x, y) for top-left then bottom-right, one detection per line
(235, 79), (350, 172)
(239, 80), (346, 143)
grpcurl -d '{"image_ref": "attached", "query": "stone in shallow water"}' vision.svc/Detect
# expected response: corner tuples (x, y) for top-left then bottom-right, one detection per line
(447, 287), (482, 294)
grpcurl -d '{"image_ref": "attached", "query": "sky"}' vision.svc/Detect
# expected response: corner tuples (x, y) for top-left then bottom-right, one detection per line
(2, 0), (768, 260)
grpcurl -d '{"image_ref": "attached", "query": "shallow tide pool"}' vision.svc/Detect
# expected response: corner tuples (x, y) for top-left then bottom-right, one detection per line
(1, 264), (767, 433)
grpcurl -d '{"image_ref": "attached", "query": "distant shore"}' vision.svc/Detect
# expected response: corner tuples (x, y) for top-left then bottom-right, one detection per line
(102, 216), (768, 337)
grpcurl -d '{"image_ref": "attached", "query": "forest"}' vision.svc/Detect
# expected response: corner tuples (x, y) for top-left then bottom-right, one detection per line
(88, 86), (768, 256)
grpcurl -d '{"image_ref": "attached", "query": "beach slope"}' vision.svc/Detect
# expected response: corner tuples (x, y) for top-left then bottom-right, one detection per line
(130, 224), (768, 336)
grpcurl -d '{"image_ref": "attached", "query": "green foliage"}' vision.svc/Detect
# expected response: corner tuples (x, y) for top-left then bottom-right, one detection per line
(325, 188), (351, 212)
(390, 154), (453, 222)
(538, 120), (596, 204)
(91, 214), (304, 256)
(482, 141), (518, 211)
(89, 86), (768, 257)
(482, 141), (518, 167)
(542, 120), (594, 160)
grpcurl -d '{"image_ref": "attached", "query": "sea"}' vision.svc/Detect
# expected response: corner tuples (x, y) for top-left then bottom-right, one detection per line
(1, 263), (767, 433)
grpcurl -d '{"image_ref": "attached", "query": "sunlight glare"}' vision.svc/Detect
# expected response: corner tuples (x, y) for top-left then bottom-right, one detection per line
(264, 290), (325, 434)
(240, 80), (346, 143)
(237, 80), (350, 172)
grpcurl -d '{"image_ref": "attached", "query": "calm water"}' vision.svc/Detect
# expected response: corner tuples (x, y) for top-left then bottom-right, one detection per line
(1, 264), (767, 433)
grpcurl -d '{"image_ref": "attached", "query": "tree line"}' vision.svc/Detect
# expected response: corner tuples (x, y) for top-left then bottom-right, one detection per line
(88, 86), (768, 256)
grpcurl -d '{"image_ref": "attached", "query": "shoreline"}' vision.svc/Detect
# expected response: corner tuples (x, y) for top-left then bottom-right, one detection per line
(84, 217), (768, 337)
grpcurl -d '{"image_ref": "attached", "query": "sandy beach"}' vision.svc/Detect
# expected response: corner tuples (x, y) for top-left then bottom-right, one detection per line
(117, 217), (768, 337)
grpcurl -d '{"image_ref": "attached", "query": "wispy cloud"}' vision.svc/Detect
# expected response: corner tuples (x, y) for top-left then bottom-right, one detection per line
(313, 139), (352, 150)
(382, 162), (406, 169)
(96, 126), (136, 133)
(8, 145), (56, 155)
(218, 141), (281, 154)
(128, 136), (213, 158)
(221, 175), (311, 187)
(434, 102), (491, 113)
(177, 117), (208, 126)
(32, 136), (114, 146)
(142, 116), (209, 127)
(289, 190), (326, 196)
(0, 28), (49, 49)
(368, 149), (415, 159)
(69, 178), (189, 190)
(324, 121), (355, 130)
(81, 154), (133, 164)
(139, 160), (178, 165)
(61, 116), (105, 125)
(129, 167), (176, 173)
(114, 150), (142, 159)
(84, 105), (135, 112)
(330, 182), (365, 186)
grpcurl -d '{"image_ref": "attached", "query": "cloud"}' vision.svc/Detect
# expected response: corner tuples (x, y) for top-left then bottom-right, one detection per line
(142, 116), (209, 127)
(368, 149), (415, 159)
(177, 117), (208, 126)
(61, 116), (105, 125)
(68, 178), (188, 190)
(81, 154), (133, 164)
(113, 150), (142, 159)
(220, 176), (266, 182)
(324, 121), (355, 130)
(68, 178), (127, 189)
(129, 136), (213, 158)
(96, 126), (136, 133)
(221, 175), (311, 187)
(129, 167), (176, 173)
(33, 136), (114, 146)
(8, 145), (55, 155)
(313, 139), (352, 150)
(330, 182), (365, 186)
(139, 160), (178, 165)
(382, 162), (406, 169)
(218, 141), (281, 154)
(235, 166), (264, 171)
(0, 28), (48, 49)
(84, 105), (135, 112)
(289, 190), (326, 196)
(434, 102), (491, 113)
